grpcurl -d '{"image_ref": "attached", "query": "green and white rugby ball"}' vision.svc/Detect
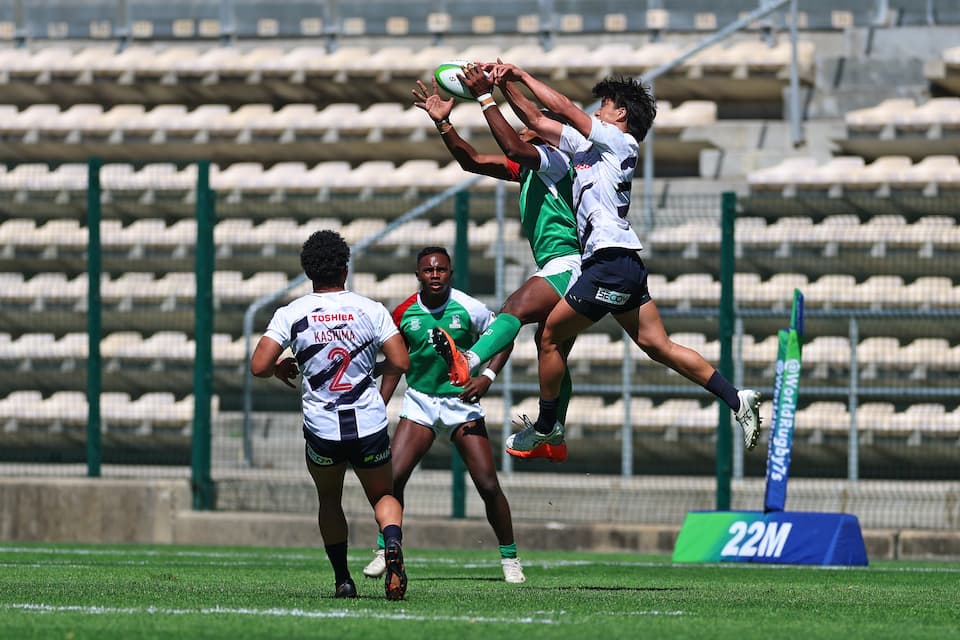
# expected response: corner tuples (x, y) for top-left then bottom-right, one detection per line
(434, 59), (486, 100)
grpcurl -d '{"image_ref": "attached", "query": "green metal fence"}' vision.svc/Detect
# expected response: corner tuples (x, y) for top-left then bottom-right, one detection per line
(1, 161), (958, 529)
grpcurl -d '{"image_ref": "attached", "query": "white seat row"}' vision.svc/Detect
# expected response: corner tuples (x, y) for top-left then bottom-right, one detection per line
(0, 267), (488, 309)
(748, 155), (960, 193)
(845, 97), (960, 132)
(0, 160), (498, 194)
(648, 214), (960, 252)
(0, 39), (814, 81)
(0, 390), (214, 434)
(0, 99), (714, 139)
(2, 269), (957, 311)
(0, 216), (510, 258)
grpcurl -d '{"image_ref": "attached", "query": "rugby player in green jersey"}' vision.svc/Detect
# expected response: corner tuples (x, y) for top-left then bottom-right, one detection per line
(411, 69), (579, 461)
(362, 246), (525, 584)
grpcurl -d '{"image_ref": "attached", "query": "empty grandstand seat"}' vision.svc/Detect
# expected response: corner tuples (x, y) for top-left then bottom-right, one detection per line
(44, 104), (104, 134)
(161, 105), (232, 137)
(746, 157), (818, 191)
(845, 98), (917, 133)
(252, 104), (318, 136)
(903, 276), (960, 309)
(889, 155), (960, 191)
(852, 275), (907, 309)
(655, 101), (717, 133)
(844, 156), (912, 191)
(883, 403), (948, 440)
(101, 332), (144, 359)
(894, 97), (960, 131)
(2, 105), (62, 135)
(211, 162), (264, 192)
(797, 401), (849, 436)
(208, 104), (276, 136)
(899, 338), (959, 376)
(0, 391), (47, 427)
(796, 156), (867, 192)
(856, 337), (902, 375)
(806, 274), (858, 308)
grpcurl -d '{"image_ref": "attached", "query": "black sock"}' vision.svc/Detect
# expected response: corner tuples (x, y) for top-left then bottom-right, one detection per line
(324, 541), (351, 584)
(382, 524), (402, 545)
(535, 398), (559, 434)
(705, 370), (740, 411)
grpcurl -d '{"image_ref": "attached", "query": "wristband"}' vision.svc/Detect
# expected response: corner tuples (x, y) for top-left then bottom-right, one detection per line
(481, 101), (497, 112)
(481, 368), (497, 382)
(435, 118), (453, 135)
(475, 92), (493, 103)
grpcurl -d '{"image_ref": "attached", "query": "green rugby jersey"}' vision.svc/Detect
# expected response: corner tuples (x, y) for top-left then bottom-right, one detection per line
(511, 145), (579, 268)
(391, 288), (495, 396)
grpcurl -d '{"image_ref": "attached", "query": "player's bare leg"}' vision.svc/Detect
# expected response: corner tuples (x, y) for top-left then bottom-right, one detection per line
(507, 299), (593, 459)
(453, 419), (525, 583)
(354, 461), (405, 600)
(307, 461), (358, 598)
(616, 300), (762, 450)
(363, 419), (434, 579)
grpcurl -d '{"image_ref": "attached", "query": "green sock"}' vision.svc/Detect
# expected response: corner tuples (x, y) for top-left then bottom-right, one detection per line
(376, 532), (384, 550)
(467, 314), (522, 369)
(557, 368), (572, 425)
(499, 543), (518, 559)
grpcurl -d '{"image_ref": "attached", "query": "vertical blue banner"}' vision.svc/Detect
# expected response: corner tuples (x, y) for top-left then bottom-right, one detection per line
(763, 290), (804, 513)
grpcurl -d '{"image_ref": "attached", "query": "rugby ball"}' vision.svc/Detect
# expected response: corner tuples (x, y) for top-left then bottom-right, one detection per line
(434, 60), (488, 101)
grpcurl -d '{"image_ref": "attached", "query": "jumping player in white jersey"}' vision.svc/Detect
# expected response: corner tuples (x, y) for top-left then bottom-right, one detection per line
(480, 62), (763, 458)
(361, 246), (525, 584)
(250, 229), (410, 601)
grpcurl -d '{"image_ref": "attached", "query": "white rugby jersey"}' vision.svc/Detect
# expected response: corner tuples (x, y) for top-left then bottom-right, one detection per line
(558, 115), (644, 260)
(263, 290), (398, 441)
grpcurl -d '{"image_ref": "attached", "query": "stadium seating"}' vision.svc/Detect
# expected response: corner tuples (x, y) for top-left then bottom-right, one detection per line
(837, 96), (960, 159)
(0, 9), (957, 481)
(0, 98), (718, 169)
(746, 154), (960, 205)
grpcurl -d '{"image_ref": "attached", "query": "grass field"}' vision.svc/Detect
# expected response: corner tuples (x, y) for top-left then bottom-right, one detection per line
(2, 542), (958, 639)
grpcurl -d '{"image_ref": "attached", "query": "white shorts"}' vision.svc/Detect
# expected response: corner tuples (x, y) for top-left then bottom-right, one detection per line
(533, 253), (581, 297)
(400, 387), (485, 436)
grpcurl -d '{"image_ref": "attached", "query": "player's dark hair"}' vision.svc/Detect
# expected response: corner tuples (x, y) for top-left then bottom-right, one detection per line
(592, 75), (657, 141)
(416, 246), (451, 266)
(301, 229), (350, 286)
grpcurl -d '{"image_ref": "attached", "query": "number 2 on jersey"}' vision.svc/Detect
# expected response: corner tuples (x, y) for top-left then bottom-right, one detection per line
(327, 347), (352, 391)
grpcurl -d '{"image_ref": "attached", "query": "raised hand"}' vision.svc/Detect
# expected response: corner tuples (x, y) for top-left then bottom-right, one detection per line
(485, 59), (523, 85)
(412, 77), (454, 122)
(460, 61), (494, 97)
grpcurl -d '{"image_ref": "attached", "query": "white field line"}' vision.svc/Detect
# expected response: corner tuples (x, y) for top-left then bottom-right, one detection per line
(1, 603), (686, 622)
(0, 546), (958, 573)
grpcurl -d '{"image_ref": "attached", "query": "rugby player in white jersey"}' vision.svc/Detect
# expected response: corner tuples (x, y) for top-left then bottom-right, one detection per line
(250, 229), (410, 601)
(480, 63), (763, 458)
(362, 246), (525, 584)
(411, 73), (576, 463)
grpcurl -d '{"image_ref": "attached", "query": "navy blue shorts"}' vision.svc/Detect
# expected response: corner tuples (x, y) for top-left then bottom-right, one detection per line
(303, 425), (392, 469)
(565, 249), (652, 321)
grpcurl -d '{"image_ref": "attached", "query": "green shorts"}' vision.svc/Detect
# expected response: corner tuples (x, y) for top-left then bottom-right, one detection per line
(534, 253), (581, 297)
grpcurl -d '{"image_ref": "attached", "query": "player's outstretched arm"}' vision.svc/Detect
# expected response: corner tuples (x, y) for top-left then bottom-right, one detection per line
(489, 62), (593, 139)
(460, 64), (540, 170)
(412, 78), (518, 182)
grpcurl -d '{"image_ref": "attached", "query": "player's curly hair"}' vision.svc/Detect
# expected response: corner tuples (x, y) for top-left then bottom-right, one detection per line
(301, 229), (350, 286)
(592, 76), (657, 142)
(416, 246), (451, 265)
